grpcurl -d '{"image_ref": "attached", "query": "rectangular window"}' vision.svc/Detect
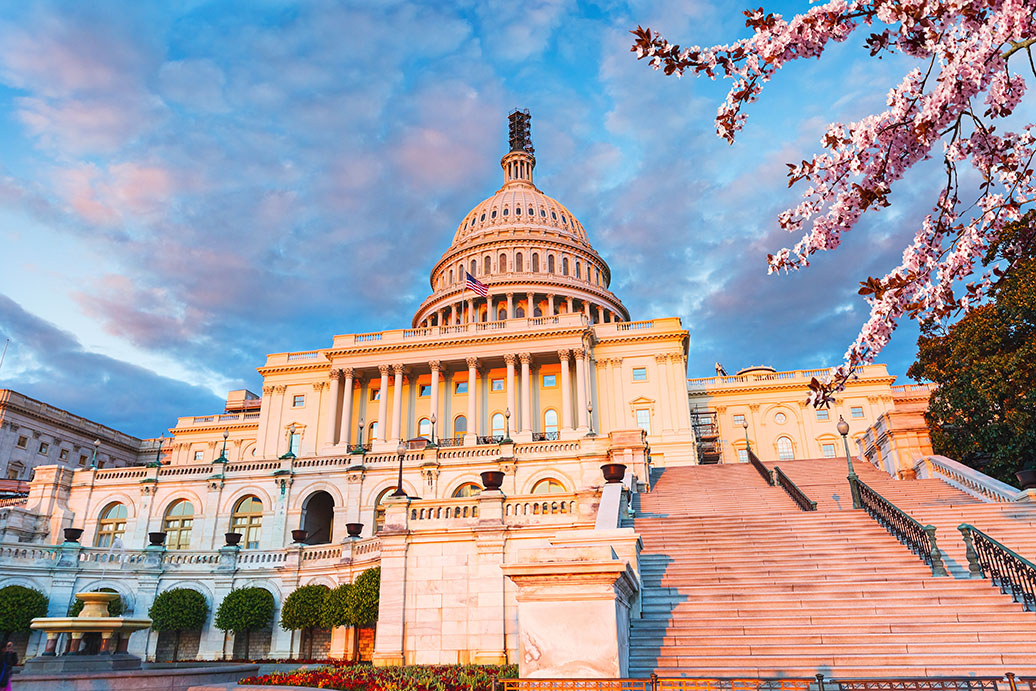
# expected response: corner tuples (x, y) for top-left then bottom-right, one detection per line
(737, 448), (748, 462)
(542, 374), (557, 388)
(15, 436), (27, 449)
(370, 388), (381, 401)
(816, 409), (830, 420)
(38, 442), (49, 455)
(636, 409), (651, 434)
(419, 384), (431, 397)
(822, 443), (836, 458)
(632, 367), (647, 382)
(733, 414), (746, 426)
(491, 378), (505, 391)
(292, 394), (305, 407)
(79, 455), (88, 466)
(194, 450), (204, 461)
(59, 449), (69, 461)
(850, 406), (865, 419)
(456, 381), (468, 394)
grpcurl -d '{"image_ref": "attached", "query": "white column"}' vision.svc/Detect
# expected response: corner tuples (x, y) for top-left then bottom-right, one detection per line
(391, 364), (405, 442)
(520, 353), (532, 433)
(583, 302), (591, 321)
(324, 369), (341, 447)
(575, 348), (588, 430)
(467, 298), (474, 324)
(377, 365), (390, 442)
(505, 354), (516, 422)
(558, 349), (573, 430)
(547, 294), (555, 316)
(429, 360), (441, 437)
(339, 368), (355, 446)
(466, 357), (478, 444)
(566, 296), (573, 314)
(612, 357), (625, 430)
(506, 292), (514, 319)
(526, 292), (534, 318)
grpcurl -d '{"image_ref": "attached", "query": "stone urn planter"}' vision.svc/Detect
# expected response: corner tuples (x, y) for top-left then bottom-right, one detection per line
(346, 522), (364, 538)
(224, 532), (242, 547)
(148, 531), (167, 547)
(601, 463), (627, 484)
(480, 470), (505, 491)
(63, 528), (84, 543)
(291, 529), (308, 544)
(1016, 468), (1036, 490)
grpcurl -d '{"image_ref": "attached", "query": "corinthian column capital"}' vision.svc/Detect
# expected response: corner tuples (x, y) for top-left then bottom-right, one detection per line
(428, 360), (441, 372)
(504, 353), (517, 366)
(465, 356), (479, 369)
(519, 353), (532, 365)
(378, 364), (391, 376)
(557, 349), (570, 362)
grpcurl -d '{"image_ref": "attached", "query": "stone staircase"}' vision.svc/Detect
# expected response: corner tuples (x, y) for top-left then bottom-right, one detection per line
(628, 460), (1036, 678)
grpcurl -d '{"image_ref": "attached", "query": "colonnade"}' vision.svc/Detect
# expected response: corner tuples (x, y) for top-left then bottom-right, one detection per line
(417, 291), (622, 328)
(321, 349), (594, 449)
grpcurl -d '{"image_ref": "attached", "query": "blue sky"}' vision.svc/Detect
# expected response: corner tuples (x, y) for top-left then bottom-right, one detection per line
(0, 1), (942, 437)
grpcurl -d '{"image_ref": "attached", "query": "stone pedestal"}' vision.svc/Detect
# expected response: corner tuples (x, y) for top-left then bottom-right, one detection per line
(502, 545), (638, 678)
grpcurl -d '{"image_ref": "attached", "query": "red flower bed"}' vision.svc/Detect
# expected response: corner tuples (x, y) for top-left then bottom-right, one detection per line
(239, 663), (518, 691)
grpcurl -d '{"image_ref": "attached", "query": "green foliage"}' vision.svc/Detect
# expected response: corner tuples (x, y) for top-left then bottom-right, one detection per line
(346, 567), (380, 627)
(280, 585), (328, 631)
(68, 589), (123, 617)
(240, 663), (519, 690)
(149, 588), (208, 632)
(909, 211), (1036, 484)
(320, 583), (352, 629)
(0, 585), (48, 634)
(214, 587), (275, 633)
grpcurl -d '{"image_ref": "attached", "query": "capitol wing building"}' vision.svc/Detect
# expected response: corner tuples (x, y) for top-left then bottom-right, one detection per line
(0, 111), (697, 665)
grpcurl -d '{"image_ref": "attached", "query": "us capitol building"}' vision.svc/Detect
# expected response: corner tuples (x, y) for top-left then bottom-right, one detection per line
(0, 111), (698, 665)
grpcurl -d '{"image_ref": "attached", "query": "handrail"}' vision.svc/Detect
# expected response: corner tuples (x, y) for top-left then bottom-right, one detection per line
(959, 524), (1036, 612)
(854, 477), (947, 576)
(499, 677), (1013, 691)
(774, 466), (817, 511)
(914, 455), (1018, 503)
(747, 448), (774, 485)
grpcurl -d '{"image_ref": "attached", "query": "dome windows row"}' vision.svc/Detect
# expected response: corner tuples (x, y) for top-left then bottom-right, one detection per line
(438, 249), (605, 290)
(465, 207), (569, 229)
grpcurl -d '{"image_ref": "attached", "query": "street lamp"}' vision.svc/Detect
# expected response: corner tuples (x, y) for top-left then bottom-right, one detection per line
(391, 440), (408, 497)
(216, 429), (229, 462)
(89, 439), (101, 469)
(353, 417), (365, 454)
(838, 415), (862, 509)
(742, 418), (751, 454)
(503, 408), (512, 443)
(281, 423), (297, 459)
(587, 402), (595, 436)
(430, 413), (437, 445)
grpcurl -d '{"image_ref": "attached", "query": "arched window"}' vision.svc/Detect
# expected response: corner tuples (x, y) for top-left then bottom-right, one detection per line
(777, 436), (794, 461)
(374, 487), (394, 534)
(454, 415), (467, 435)
(516, 306), (525, 318)
(497, 308), (507, 320)
(547, 255), (555, 273)
(562, 257), (569, 275)
(470, 259), (477, 276)
(532, 253), (540, 272)
(302, 491), (334, 545)
(544, 409), (559, 435)
(515, 253), (523, 272)
(484, 256), (491, 274)
(534, 302), (542, 317)
(231, 495), (263, 549)
(452, 483), (482, 498)
(95, 502), (127, 547)
(449, 269), (454, 284)
(369, 421), (378, 441)
(163, 499), (194, 550)
(499, 253), (507, 272)
(575, 261), (581, 278)
(532, 478), (566, 494)
(419, 418), (432, 439)
(492, 413), (506, 437)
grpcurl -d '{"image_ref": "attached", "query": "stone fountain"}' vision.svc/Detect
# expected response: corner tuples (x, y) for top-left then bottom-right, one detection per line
(26, 591), (151, 672)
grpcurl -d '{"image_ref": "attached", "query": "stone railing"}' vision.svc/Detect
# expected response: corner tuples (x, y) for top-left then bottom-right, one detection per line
(93, 467), (148, 481)
(300, 544), (342, 562)
(505, 494), (578, 525)
(173, 411), (261, 429)
(286, 350), (320, 362)
(157, 464), (211, 478)
(409, 499), (481, 524)
(688, 368), (834, 388)
(353, 537), (381, 560)
(226, 460), (281, 473)
(0, 544), (60, 563)
(161, 550), (220, 566)
(914, 455), (1019, 503)
(0, 496), (28, 508)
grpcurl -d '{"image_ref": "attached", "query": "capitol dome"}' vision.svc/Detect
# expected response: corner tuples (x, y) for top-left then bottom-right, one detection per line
(413, 110), (628, 328)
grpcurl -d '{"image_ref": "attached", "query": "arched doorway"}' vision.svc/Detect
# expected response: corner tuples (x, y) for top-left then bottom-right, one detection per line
(301, 491), (335, 545)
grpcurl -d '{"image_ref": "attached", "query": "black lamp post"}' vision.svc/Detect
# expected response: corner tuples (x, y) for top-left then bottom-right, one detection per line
(587, 402), (595, 436)
(838, 415), (862, 509)
(216, 429), (229, 462)
(742, 418), (751, 454)
(391, 440), (408, 497)
(503, 408), (512, 443)
(280, 423), (297, 460)
(89, 439), (101, 469)
(352, 418), (365, 454)
(430, 413), (437, 445)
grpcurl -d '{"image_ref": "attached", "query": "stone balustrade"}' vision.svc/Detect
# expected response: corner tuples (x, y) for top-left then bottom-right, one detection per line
(913, 454), (1021, 503)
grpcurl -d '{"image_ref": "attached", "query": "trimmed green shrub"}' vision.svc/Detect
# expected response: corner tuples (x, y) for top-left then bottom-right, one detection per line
(215, 587), (275, 659)
(68, 589), (123, 617)
(149, 588), (209, 661)
(280, 585), (328, 659)
(0, 585), (48, 638)
(346, 567), (380, 627)
(320, 583), (352, 629)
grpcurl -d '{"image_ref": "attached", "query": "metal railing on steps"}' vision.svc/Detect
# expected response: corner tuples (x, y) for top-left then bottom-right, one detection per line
(853, 476), (948, 576)
(774, 465), (817, 511)
(500, 674), (1028, 691)
(748, 448), (774, 485)
(959, 523), (1036, 612)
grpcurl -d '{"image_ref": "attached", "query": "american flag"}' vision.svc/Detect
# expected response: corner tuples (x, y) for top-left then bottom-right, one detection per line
(465, 271), (488, 297)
